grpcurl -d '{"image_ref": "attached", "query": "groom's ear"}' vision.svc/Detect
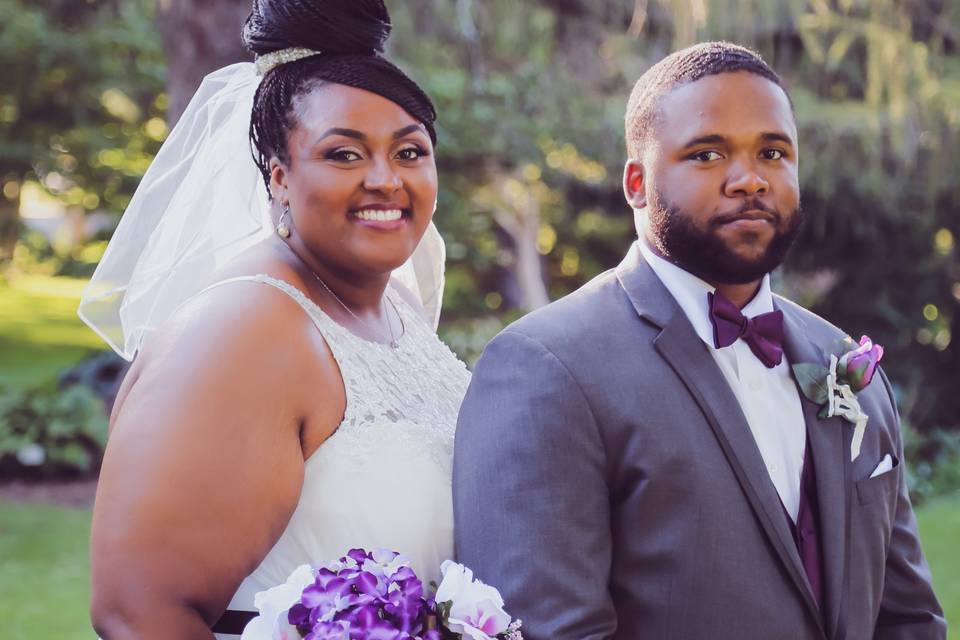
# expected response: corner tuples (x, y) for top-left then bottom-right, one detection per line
(623, 159), (647, 209)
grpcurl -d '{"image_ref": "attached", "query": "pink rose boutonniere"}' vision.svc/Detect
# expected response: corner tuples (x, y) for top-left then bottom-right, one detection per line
(792, 335), (885, 461)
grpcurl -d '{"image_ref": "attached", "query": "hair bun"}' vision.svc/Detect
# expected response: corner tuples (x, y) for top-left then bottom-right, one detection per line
(243, 0), (391, 57)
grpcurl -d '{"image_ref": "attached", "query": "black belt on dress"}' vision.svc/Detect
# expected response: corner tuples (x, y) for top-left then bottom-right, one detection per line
(211, 609), (257, 635)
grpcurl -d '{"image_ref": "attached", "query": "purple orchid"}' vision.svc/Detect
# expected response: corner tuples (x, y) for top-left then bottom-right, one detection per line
(257, 549), (522, 640)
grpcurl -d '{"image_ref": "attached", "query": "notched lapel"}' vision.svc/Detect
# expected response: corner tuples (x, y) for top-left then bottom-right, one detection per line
(779, 303), (853, 640)
(652, 311), (823, 627)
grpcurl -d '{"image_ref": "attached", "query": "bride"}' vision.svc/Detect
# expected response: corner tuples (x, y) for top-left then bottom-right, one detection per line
(81, 1), (469, 637)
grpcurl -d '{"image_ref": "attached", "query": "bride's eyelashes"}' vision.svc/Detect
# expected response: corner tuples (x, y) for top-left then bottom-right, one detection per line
(323, 144), (430, 163)
(396, 144), (430, 161)
(325, 147), (364, 162)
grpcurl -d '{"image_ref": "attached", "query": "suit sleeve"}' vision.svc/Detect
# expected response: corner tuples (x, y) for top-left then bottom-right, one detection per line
(873, 368), (947, 639)
(453, 329), (616, 640)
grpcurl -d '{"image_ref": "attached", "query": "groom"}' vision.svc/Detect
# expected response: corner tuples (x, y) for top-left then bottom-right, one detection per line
(453, 42), (945, 639)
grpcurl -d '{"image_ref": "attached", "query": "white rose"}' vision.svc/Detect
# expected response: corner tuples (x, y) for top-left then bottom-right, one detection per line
(241, 564), (315, 640)
(435, 560), (512, 640)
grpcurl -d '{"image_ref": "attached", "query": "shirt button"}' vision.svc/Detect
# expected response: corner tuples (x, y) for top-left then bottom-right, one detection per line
(768, 463), (778, 473)
(750, 379), (763, 391)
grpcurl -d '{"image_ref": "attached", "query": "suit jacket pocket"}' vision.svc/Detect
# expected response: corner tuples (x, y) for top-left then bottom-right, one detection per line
(855, 454), (900, 506)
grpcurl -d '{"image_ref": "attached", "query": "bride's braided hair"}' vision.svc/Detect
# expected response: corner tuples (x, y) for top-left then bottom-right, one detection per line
(244, 0), (437, 195)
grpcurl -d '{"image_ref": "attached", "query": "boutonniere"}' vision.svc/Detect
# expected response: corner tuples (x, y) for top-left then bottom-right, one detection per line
(792, 335), (885, 461)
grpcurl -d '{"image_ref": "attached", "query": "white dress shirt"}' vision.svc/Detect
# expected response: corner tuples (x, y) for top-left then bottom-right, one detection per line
(638, 241), (808, 520)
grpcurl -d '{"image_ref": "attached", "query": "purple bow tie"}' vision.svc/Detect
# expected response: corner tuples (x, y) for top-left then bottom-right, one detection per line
(708, 290), (785, 368)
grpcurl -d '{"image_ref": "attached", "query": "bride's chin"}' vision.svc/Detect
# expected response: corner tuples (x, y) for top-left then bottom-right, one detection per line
(351, 242), (422, 271)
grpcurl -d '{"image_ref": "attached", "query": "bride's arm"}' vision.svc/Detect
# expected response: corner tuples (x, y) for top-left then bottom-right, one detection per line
(90, 283), (344, 639)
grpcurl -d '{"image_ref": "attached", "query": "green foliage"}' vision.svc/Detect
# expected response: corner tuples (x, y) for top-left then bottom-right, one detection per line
(3, 1), (956, 448)
(905, 425), (960, 506)
(792, 363), (831, 404)
(0, 383), (109, 478)
(0, 0), (165, 214)
(385, 0), (959, 443)
(8, 229), (107, 278)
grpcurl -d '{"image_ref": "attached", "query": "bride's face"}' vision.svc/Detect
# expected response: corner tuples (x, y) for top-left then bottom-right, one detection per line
(273, 83), (438, 276)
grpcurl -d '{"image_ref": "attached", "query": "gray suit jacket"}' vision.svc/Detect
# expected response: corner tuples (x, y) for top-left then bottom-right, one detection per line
(453, 243), (945, 640)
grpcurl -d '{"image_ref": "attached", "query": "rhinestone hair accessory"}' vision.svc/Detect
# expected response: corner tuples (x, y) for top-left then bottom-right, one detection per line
(255, 47), (323, 76)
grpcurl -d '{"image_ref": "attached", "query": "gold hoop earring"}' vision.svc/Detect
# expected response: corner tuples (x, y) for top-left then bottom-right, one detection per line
(277, 202), (291, 238)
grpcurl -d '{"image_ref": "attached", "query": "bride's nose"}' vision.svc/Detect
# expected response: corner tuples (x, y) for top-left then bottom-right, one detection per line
(363, 157), (402, 194)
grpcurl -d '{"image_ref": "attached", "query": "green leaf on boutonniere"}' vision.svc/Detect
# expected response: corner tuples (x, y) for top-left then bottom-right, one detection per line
(818, 404), (832, 419)
(792, 363), (831, 404)
(827, 337), (857, 361)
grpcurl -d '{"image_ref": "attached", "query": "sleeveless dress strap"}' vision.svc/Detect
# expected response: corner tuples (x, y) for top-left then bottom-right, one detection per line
(193, 274), (354, 337)
(194, 274), (363, 433)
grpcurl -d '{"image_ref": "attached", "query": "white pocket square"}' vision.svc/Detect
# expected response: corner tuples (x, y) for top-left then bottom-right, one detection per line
(870, 453), (894, 478)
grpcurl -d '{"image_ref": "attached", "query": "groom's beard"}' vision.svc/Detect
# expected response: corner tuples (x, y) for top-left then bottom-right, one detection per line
(647, 190), (805, 285)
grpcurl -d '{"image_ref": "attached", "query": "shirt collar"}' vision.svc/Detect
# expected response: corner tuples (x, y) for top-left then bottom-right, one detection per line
(637, 240), (774, 347)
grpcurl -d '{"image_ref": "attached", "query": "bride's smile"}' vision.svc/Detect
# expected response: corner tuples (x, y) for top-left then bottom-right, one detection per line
(272, 83), (438, 278)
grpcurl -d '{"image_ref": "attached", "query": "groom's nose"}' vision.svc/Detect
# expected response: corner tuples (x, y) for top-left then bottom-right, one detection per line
(724, 159), (769, 197)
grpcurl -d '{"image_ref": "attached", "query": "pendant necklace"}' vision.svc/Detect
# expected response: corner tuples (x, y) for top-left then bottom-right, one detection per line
(283, 242), (401, 349)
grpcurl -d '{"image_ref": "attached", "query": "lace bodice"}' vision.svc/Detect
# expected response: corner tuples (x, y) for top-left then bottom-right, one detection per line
(208, 275), (470, 636)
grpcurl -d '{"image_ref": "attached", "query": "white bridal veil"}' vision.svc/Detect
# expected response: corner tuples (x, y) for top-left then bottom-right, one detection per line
(79, 62), (446, 361)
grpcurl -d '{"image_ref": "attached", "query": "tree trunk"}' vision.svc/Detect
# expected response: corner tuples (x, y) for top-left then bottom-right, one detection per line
(0, 189), (21, 270)
(156, 0), (252, 125)
(491, 178), (551, 312)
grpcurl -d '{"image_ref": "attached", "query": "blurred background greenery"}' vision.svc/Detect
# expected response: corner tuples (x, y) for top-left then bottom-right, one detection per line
(0, 0), (957, 637)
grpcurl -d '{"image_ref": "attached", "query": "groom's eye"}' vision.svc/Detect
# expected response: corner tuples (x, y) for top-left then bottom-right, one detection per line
(690, 150), (723, 162)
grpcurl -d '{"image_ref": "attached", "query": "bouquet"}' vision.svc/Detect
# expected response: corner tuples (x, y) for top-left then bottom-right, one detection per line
(240, 548), (523, 640)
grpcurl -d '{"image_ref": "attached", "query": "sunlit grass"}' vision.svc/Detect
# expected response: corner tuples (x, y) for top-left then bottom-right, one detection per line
(0, 275), (104, 388)
(0, 501), (92, 640)
(917, 494), (960, 628)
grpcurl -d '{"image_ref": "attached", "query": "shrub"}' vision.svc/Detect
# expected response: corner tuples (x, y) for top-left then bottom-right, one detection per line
(904, 426), (960, 507)
(0, 383), (108, 479)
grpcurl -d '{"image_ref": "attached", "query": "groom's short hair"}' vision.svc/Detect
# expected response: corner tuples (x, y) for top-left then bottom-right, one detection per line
(625, 41), (789, 159)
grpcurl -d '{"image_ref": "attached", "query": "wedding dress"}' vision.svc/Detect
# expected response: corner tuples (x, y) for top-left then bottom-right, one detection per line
(204, 274), (471, 638)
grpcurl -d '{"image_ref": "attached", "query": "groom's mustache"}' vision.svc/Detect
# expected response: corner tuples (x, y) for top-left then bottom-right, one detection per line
(712, 198), (781, 226)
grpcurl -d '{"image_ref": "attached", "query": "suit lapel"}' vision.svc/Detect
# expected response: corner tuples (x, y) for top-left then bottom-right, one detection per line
(616, 246), (823, 628)
(779, 302), (853, 640)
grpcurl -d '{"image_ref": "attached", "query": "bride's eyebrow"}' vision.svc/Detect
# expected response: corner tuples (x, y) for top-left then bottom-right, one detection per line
(392, 124), (426, 139)
(316, 127), (366, 142)
(314, 124), (426, 143)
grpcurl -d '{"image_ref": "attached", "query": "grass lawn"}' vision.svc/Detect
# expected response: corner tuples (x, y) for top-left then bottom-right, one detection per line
(917, 495), (960, 632)
(0, 501), (93, 640)
(0, 494), (957, 637)
(0, 274), (104, 389)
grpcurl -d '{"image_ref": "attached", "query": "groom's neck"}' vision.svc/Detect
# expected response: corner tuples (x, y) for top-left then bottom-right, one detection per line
(640, 235), (763, 309)
(711, 281), (764, 310)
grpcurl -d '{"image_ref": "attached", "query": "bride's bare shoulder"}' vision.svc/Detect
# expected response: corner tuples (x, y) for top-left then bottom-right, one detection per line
(113, 251), (338, 427)
(140, 244), (312, 364)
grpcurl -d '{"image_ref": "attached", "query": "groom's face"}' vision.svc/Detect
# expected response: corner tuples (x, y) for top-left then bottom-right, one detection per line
(625, 71), (802, 285)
